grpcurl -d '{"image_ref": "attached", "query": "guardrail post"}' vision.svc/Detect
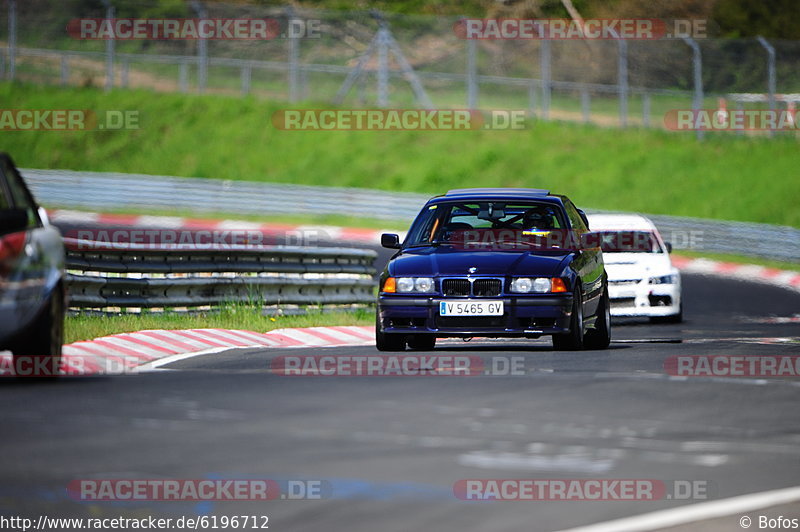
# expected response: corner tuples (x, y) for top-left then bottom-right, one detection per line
(466, 36), (478, 108)
(682, 36), (703, 140)
(540, 39), (551, 120)
(642, 92), (650, 127)
(102, 0), (114, 91)
(757, 36), (776, 138)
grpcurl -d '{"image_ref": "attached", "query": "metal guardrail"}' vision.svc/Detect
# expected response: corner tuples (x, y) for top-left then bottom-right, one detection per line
(26, 169), (800, 263)
(64, 238), (377, 308)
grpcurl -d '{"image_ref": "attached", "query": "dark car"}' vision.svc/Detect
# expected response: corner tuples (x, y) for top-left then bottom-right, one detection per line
(376, 188), (610, 351)
(0, 154), (65, 374)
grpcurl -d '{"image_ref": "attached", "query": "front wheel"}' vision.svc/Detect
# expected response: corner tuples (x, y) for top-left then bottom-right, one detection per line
(12, 285), (65, 378)
(553, 290), (584, 351)
(375, 313), (406, 352)
(584, 287), (611, 350)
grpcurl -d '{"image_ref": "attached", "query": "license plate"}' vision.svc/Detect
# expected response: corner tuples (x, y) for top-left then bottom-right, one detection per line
(439, 300), (504, 316)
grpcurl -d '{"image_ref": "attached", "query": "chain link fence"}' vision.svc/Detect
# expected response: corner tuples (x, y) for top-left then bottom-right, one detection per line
(3, 1), (800, 132)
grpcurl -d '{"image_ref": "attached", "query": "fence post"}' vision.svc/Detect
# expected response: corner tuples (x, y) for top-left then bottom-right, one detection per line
(102, 0), (114, 91)
(618, 38), (628, 127)
(580, 86), (590, 123)
(376, 18), (389, 108)
(60, 55), (69, 86)
(756, 36), (776, 138)
(179, 61), (188, 93)
(121, 59), (129, 88)
(682, 36), (703, 140)
(642, 92), (651, 127)
(528, 80), (537, 116)
(191, 1), (207, 93)
(241, 65), (251, 95)
(466, 37), (477, 108)
(287, 7), (299, 102)
(7, 0), (16, 81)
(540, 39), (551, 120)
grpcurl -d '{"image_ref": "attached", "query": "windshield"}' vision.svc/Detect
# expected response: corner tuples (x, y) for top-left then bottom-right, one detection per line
(405, 201), (567, 249)
(595, 230), (664, 253)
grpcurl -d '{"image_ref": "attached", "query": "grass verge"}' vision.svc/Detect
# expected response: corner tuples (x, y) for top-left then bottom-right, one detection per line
(673, 251), (800, 272)
(4, 83), (799, 228)
(65, 306), (374, 344)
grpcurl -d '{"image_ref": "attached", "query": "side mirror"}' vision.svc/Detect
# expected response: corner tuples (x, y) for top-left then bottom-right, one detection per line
(0, 208), (29, 236)
(665, 241), (673, 253)
(381, 233), (401, 249)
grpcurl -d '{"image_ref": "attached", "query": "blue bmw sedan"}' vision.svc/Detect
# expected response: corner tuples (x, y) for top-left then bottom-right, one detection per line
(376, 188), (610, 351)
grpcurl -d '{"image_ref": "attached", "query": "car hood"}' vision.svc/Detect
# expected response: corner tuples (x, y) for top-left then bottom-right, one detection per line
(389, 247), (571, 278)
(602, 252), (673, 281)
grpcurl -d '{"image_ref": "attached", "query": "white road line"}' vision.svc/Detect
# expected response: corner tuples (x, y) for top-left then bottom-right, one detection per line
(554, 485), (800, 532)
(135, 347), (248, 371)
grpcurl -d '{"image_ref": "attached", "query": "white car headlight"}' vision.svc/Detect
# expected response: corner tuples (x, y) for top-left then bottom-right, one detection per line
(414, 277), (434, 293)
(397, 277), (415, 292)
(511, 277), (533, 293)
(511, 277), (552, 293)
(397, 277), (435, 293)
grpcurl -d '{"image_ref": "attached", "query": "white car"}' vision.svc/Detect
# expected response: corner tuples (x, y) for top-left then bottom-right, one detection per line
(587, 214), (682, 323)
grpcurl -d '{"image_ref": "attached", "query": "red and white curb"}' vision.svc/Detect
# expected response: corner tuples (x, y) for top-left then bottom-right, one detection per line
(1, 326), (374, 376)
(672, 255), (800, 293)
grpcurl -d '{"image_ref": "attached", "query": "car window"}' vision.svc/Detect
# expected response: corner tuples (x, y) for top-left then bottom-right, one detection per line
(0, 158), (40, 229)
(405, 201), (566, 247)
(563, 199), (588, 233)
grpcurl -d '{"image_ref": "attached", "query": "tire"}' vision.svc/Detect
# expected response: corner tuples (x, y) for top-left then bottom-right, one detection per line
(584, 287), (611, 350)
(407, 335), (436, 351)
(650, 303), (683, 324)
(553, 288), (584, 351)
(11, 285), (65, 378)
(375, 313), (406, 352)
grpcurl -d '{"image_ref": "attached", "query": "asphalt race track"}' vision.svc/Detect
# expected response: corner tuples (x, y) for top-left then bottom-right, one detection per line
(2, 271), (799, 532)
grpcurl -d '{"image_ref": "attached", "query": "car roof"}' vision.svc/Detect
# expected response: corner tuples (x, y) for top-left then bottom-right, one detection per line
(429, 188), (558, 204)
(587, 213), (658, 231)
(445, 188), (551, 197)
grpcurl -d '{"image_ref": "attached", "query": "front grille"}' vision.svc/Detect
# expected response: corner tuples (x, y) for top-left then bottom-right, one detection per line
(473, 279), (502, 297)
(441, 278), (503, 297)
(442, 279), (471, 296)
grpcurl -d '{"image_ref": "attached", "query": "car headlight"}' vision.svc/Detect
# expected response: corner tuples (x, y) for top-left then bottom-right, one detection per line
(395, 277), (435, 293)
(649, 274), (676, 285)
(511, 277), (553, 293)
(414, 277), (434, 292)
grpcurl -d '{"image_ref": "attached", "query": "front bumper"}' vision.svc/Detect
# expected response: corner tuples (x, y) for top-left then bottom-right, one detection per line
(608, 280), (681, 317)
(377, 294), (574, 337)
